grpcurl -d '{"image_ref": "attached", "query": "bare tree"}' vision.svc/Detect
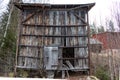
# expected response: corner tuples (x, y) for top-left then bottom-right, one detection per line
(112, 2), (120, 31)
(0, 0), (3, 7)
(0, 0), (14, 47)
(108, 2), (120, 80)
(105, 19), (115, 32)
(0, 0), (5, 14)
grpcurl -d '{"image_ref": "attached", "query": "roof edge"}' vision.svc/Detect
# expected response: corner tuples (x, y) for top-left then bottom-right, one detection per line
(14, 2), (95, 11)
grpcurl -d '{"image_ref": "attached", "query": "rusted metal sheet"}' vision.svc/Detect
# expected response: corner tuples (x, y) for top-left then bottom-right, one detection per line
(15, 3), (95, 78)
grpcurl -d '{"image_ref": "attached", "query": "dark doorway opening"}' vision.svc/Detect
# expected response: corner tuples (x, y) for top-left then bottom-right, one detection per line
(62, 48), (74, 66)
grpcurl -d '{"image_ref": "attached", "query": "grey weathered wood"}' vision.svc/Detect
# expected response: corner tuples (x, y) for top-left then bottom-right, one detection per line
(18, 10), (88, 69)
(62, 71), (65, 79)
(17, 5), (89, 73)
(44, 47), (58, 70)
(66, 60), (74, 69)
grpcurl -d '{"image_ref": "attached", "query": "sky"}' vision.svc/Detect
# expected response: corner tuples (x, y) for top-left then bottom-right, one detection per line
(88, 0), (120, 27)
(1, 0), (120, 28)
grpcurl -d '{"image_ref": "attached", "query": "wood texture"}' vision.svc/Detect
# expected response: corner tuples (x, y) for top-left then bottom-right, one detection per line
(17, 9), (88, 70)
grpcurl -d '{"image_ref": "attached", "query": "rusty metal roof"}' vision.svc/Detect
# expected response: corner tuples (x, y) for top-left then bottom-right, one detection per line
(14, 3), (95, 11)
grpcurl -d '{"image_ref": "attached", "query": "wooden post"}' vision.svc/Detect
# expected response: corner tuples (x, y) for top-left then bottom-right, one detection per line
(14, 1), (22, 77)
(87, 11), (91, 75)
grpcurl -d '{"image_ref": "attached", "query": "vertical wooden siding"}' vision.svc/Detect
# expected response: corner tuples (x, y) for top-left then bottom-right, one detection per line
(17, 9), (88, 70)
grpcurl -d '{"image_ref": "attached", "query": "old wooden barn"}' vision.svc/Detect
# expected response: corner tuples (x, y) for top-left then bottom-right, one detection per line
(14, 3), (95, 78)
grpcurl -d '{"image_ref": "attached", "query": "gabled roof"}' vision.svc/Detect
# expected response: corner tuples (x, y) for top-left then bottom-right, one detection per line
(14, 3), (95, 11)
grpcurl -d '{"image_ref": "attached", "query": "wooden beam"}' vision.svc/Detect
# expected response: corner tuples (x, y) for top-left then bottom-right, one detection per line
(19, 44), (88, 48)
(18, 56), (40, 59)
(21, 34), (88, 37)
(22, 9), (43, 23)
(14, 4), (22, 77)
(22, 24), (87, 27)
(22, 13), (35, 23)
(87, 11), (91, 75)
(58, 57), (88, 60)
(73, 13), (88, 26)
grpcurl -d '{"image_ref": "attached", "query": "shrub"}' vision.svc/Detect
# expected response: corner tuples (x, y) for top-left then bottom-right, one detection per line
(95, 67), (110, 80)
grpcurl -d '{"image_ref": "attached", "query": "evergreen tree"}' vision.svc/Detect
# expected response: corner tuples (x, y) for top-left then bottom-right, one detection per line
(90, 22), (97, 36)
(0, 0), (20, 73)
(98, 26), (105, 33)
(107, 20), (115, 32)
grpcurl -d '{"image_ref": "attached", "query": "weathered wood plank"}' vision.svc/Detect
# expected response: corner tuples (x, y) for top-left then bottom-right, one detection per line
(18, 9), (89, 71)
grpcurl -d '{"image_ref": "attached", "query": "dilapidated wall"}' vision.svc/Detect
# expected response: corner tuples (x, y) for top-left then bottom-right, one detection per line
(15, 3), (95, 76)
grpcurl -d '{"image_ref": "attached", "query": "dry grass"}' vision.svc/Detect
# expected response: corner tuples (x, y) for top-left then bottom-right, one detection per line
(91, 49), (120, 79)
